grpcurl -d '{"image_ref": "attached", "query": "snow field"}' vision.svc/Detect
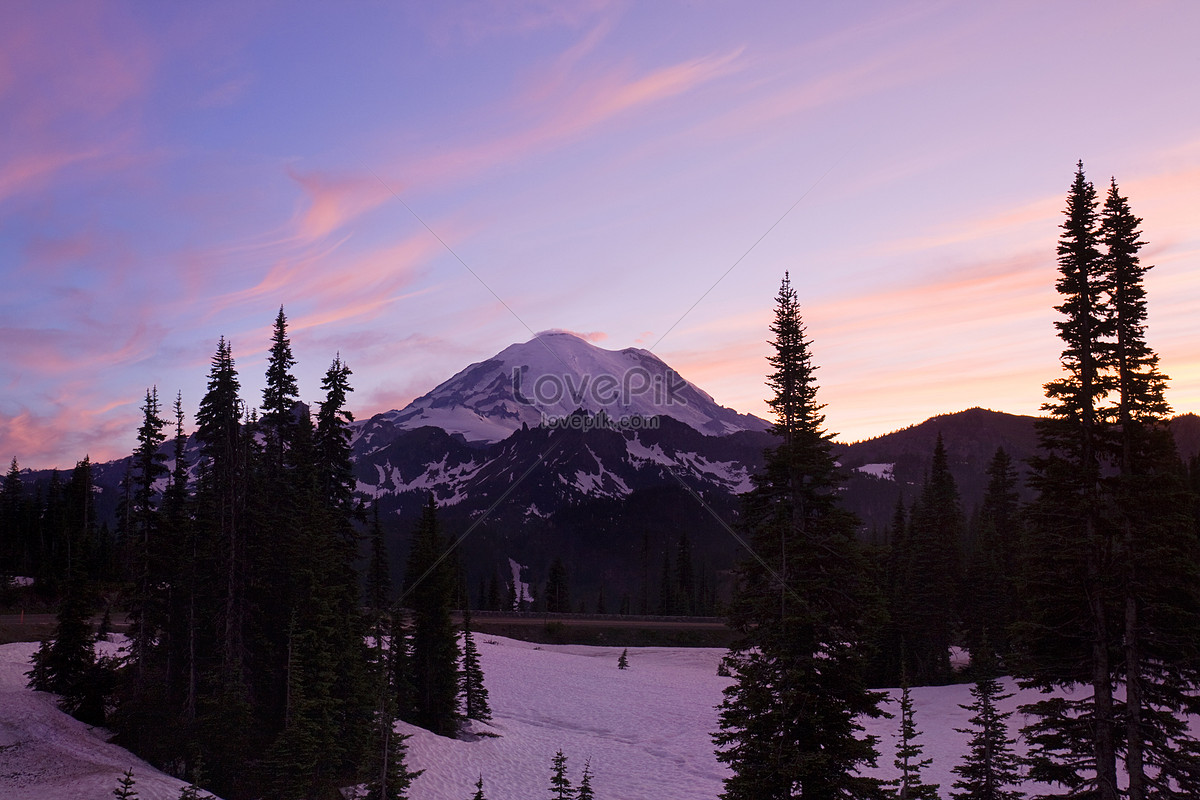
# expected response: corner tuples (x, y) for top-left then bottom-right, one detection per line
(402, 636), (734, 799)
(0, 641), (195, 800)
(5, 633), (1185, 799)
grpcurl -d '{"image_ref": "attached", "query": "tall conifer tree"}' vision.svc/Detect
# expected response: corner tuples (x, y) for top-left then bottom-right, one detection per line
(127, 387), (168, 682)
(402, 495), (462, 736)
(1099, 179), (1200, 798)
(902, 434), (963, 685)
(715, 273), (885, 799)
(1016, 163), (1121, 800)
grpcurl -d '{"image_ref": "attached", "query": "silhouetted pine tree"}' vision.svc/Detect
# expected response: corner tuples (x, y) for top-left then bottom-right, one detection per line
(951, 652), (1024, 800)
(1015, 162), (1121, 800)
(550, 750), (573, 799)
(27, 571), (110, 724)
(402, 495), (462, 736)
(127, 387), (168, 684)
(890, 682), (938, 799)
(0, 457), (25, 577)
(963, 448), (1021, 664)
(113, 768), (138, 799)
(460, 605), (491, 722)
(715, 273), (886, 799)
(903, 434), (963, 685)
(675, 532), (696, 615)
(578, 759), (595, 800)
(1101, 178), (1200, 799)
(545, 556), (571, 613)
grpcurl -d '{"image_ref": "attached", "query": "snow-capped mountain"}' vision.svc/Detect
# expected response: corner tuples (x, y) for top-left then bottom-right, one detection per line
(378, 331), (769, 443)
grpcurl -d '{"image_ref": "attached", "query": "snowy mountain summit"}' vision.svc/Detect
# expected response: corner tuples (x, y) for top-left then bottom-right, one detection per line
(384, 331), (768, 442)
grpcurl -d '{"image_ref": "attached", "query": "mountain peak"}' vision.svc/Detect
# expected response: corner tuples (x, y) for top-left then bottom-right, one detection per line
(385, 334), (768, 442)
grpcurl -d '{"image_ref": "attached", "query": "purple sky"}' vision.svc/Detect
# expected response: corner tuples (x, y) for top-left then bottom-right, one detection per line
(3, 1), (1200, 469)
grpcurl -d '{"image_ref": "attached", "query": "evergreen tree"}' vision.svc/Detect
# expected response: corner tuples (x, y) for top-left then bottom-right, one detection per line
(27, 570), (111, 724)
(1101, 178), (1200, 799)
(402, 495), (462, 736)
(362, 632), (420, 800)
(193, 336), (249, 695)
(366, 501), (393, 642)
(545, 556), (571, 613)
(963, 448), (1021, 663)
(315, 354), (358, 515)
(260, 305), (300, 468)
(876, 497), (910, 686)
(1015, 162), (1121, 800)
(0, 457), (24, 577)
(127, 386), (168, 683)
(715, 273), (886, 800)
(676, 532), (696, 615)
(470, 774), (487, 800)
(951, 653), (1024, 800)
(190, 336), (260, 795)
(460, 605), (492, 722)
(902, 434), (963, 685)
(550, 750), (573, 800)
(577, 759), (595, 800)
(617, 648), (629, 670)
(657, 550), (674, 615)
(113, 768), (138, 800)
(890, 682), (938, 800)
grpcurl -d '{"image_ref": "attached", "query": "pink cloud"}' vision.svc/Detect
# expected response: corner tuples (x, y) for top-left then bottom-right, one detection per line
(537, 328), (608, 343)
(288, 167), (394, 240)
(0, 148), (107, 204)
(0, 396), (140, 470)
(390, 46), (744, 193)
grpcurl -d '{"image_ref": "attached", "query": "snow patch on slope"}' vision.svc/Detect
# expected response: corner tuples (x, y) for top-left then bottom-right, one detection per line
(855, 463), (895, 481)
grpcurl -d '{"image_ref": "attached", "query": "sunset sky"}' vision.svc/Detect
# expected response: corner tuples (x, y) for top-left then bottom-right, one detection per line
(3, 1), (1200, 469)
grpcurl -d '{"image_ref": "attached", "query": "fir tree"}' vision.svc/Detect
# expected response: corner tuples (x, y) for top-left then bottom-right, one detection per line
(951, 653), (1024, 800)
(0, 457), (24, 577)
(315, 354), (357, 515)
(963, 448), (1021, 663)
(550, 750), (573, 800)
(460, 605), (492, 722)
(367, 501), (393, 642)
(715, 273), (886, 800)
(617, 649), (629, 670)
(657, 550), (674, 615)
(113, 768), (138, 800)
(1100, 178), (1200, 799)
(260, 305), (300, 468)
(676, 532), (696, 615)
(193, 336), (248, 692)
(577, 759), (595, 800)
(27, 571), (111, 724)
(902, 433), (963, 685)
(402, 495), (462, 736)
(470, 774), (487, 800)
(545, 557), (570, 613)
(1016, 162), (1121, 800)
(127, 386), (168, 683)
(890, 682), (938, 800)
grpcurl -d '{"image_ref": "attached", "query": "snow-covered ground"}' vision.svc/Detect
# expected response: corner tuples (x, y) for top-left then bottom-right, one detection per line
(0, 633), (1165, 799)
(0, 641), (195, 800)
